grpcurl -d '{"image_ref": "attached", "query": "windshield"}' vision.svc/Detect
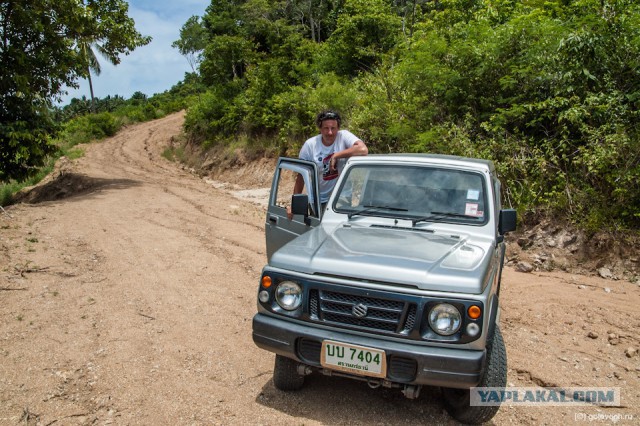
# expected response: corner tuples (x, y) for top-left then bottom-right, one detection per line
(333, 164), (488, 225)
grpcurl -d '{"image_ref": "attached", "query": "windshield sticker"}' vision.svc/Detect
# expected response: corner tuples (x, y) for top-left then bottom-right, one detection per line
(465, 203), (483, 217)
(466, 189), (480, 200)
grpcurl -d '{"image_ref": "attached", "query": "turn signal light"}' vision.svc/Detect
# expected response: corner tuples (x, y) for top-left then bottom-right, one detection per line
(261, 275), (272, 288)
(467, 305), (481, 319)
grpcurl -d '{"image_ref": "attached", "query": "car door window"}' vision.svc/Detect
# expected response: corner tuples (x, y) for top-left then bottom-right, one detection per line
(273, 165), (319, 218)
(265, 158), (320, 260)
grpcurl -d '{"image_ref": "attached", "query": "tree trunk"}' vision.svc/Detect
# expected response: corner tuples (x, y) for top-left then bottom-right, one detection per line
(308, 2), (316, 43)
(88, 68), (96, 113)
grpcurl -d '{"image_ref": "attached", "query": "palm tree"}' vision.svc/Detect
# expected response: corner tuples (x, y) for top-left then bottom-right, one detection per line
(77, 37), (117, 112)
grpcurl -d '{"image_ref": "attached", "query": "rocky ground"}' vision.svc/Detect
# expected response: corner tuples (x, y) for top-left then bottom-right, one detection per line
(0, 111), (638, 425)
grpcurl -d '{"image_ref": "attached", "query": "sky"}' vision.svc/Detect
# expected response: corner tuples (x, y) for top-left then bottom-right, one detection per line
(58, 0), (209, 105)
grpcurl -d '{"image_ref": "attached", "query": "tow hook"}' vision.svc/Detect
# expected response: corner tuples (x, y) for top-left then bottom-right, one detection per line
(402, 385), (422, 399)
(367, 380), (381, 389)
(296, 364), (313, 376)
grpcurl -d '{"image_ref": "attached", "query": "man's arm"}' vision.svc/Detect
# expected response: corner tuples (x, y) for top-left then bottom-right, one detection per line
(330, 140), (368, 171)
(292, 173), (304, 195)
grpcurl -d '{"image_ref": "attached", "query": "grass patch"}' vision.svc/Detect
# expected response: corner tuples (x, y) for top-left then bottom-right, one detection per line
(161, 145), (186, 162)
(64, 147), (85, 160)
(0, 183), (20, 206)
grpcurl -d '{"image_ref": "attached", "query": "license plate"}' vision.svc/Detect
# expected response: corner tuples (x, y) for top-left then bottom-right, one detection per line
(321, 340), (387, 378)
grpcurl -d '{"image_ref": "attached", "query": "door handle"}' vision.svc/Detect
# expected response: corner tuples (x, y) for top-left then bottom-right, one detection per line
(268, 215), (278, 224)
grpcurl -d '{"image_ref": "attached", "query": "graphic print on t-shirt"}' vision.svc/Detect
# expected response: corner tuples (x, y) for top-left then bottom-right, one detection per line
(300, 130), (359, 203)
(321, 153), (338, 181)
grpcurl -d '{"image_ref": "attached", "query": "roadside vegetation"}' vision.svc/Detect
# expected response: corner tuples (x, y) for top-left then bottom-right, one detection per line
(2, 0), (639, 234)
(0, 78), (202, 205)
(176, 0), (640, 232)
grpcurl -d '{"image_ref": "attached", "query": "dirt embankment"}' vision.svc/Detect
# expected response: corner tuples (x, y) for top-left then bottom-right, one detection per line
(1, 112), (638, 425)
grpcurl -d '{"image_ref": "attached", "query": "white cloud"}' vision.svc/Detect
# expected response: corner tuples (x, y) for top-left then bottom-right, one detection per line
(58, 0), (208, 105)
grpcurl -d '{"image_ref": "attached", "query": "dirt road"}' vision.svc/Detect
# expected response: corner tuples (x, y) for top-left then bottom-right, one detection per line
(1, 112), (638, 425)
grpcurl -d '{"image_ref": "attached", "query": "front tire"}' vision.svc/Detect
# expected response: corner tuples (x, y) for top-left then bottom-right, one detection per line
(273, 355), (305, 391)
(442, 326), (507, 424)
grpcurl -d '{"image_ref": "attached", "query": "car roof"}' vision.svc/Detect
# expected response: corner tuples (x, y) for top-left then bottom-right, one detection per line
(348, 153), (496, 173)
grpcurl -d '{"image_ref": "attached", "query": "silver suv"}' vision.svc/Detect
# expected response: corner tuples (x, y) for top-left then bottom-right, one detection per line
(252, 154), (517, 424)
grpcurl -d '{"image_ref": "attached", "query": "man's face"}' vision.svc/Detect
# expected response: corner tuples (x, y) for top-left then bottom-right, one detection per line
(319, 119), (339, 146)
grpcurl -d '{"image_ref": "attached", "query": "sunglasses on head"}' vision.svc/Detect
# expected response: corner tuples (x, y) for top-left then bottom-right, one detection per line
(320, 112), (340, 122)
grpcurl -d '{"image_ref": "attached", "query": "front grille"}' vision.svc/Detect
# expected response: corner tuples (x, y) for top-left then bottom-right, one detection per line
(309, 290), (320, 319)
(402, 305), (417, 333)
(313, 289), (415, 335)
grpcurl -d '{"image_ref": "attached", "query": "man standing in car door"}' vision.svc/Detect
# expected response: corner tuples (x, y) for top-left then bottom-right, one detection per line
(287, 110), (368, 219)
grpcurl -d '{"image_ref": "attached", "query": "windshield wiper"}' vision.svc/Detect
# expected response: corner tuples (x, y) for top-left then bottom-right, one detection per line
(411, 211), (481, 226)
(348, 204), (408, 219)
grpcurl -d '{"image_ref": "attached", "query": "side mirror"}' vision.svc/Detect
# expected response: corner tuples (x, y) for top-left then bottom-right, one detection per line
(291, 194), (311, 225)
(499, 209), (517, 234)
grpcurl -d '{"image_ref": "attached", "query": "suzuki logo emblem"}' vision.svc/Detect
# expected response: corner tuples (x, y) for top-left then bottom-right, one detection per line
(352, 303), (368, 318)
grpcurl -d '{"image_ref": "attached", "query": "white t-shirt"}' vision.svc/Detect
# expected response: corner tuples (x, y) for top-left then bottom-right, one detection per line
(299, 130), (360, 203)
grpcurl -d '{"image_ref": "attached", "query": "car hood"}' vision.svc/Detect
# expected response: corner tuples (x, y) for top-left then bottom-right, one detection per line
(269, 223), (496, 294)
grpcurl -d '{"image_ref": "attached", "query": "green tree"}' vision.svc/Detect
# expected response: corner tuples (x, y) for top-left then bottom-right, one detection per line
(182, 0), (640, 228)
(172, 15), (208, 73)
(324, 0), (402, 76)
(0, 0), (150, 182)
(283, 0), (342, 43)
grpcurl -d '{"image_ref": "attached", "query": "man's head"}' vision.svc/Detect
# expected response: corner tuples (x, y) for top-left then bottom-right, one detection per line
(316, 110), (341, 146)
(316, 110), (341, 128)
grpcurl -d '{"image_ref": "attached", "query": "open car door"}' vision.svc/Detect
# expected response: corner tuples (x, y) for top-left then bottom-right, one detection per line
(265, 157), (321, 260)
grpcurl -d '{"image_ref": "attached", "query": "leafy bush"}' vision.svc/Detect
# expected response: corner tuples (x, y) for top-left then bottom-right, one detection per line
(60, 112), (122, 146)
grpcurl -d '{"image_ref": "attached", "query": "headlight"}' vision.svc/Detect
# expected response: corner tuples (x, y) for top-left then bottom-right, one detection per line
(275, 281), (302, 311)
(429, 303), (462, 336)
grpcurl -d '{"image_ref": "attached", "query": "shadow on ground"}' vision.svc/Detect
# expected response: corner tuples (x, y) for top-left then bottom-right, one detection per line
(15, 172), (140, 204)
(255, 373), (466, 425)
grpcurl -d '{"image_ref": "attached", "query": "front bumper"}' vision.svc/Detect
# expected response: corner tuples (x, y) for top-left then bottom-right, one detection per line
(252, 313), (486, 389)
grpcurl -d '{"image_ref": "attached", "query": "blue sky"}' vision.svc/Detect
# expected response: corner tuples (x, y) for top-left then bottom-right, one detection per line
(59, 0), (209, 105)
